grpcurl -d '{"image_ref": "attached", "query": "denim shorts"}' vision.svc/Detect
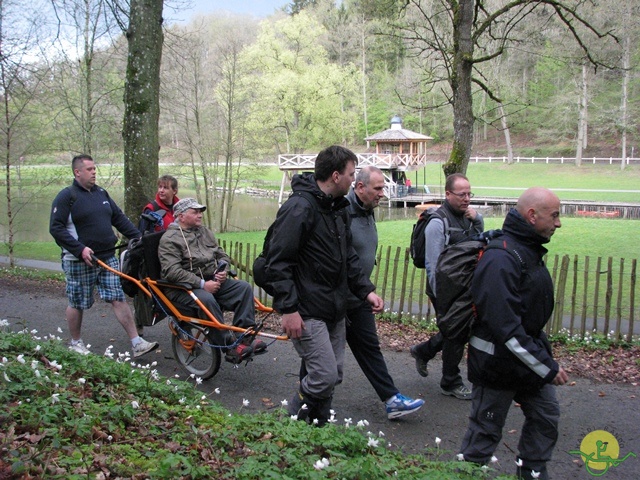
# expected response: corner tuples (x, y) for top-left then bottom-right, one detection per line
(62, 256), (125, 310)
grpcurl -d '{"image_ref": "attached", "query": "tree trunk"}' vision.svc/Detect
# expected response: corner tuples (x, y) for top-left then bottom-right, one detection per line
(620, 36), (629, 171)
(444, 0), (475, 176)
(499, 103), (513, 164)
(575, 62), (587, 167)
(122, 0), (163, 221)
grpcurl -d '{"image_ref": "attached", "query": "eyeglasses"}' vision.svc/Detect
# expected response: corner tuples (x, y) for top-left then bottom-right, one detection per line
(448, 191), (474, 199)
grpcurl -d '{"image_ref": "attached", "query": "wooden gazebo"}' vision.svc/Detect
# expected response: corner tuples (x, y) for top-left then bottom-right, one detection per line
(363, 115), (433, 171)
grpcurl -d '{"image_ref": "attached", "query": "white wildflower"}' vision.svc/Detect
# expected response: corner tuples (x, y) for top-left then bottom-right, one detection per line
(531, 471), (540, 479)
(57, 327), (63, 333)
(242, 399), (250, 407)
(131, 401), (139, 409)
(456, 453), (465, 461)
(17, 355), (25, 364)
(51, 393), (60, 404)
(515, 458), (523, 467)
(281, 399), (288, 407)
(367, 437), (379, 448)
(214, 388), (220, 394)
(313, 459), (327, 470)
(78, 378), (86, 385)
(344, 418), (352, 428)
(290, 415), (298, 421)
(435, 437), (441, 446)
(4, 372), (11, 382)
(491, 456), (498, 464)
(195, 377), (203, 385)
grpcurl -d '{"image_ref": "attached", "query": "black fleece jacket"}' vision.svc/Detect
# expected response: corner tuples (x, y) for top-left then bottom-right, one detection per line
(468, 208), (559, 391)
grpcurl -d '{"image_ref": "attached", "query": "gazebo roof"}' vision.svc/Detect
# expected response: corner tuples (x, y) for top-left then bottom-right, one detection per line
(364, 128), (433, 142)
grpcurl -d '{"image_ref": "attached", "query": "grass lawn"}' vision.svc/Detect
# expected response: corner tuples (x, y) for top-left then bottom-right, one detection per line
(4, 217), (638, 263)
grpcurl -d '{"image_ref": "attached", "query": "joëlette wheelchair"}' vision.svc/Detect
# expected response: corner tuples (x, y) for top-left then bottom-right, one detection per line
(94, 231), (287, 380)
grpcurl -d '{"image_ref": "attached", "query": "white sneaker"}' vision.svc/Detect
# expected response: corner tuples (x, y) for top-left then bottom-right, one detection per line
(133, 338), (159, 358)
(69, 340), (90, 355)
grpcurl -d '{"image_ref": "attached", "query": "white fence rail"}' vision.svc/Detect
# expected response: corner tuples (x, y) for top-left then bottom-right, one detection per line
(470, 156), (640, 165)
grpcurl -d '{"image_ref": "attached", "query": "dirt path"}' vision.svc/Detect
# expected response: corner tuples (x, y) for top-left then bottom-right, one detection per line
(1, 276), (638, 479)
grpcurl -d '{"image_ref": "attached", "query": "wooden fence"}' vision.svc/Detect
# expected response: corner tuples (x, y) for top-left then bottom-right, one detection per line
(222, 241), (638, 342)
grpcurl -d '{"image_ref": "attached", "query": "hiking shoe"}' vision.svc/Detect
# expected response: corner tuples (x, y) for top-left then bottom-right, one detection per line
(69, 340), (90, 355)
(251, 339), (267, 354)
(225, 343), (253, 364)
(385, 393), (425, 420)
(410, 345), (429, 377)
(441, 385), (472, 400)
(133, 338), (159, 358)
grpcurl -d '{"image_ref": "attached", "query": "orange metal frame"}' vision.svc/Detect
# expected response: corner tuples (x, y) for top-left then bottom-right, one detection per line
(94, 257), (287, 342)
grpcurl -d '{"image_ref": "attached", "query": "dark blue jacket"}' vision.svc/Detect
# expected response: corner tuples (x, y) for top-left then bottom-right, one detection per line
(468, 208), (559, 391)
(266, 173), (375, 323)
(49, 180), (140, 261)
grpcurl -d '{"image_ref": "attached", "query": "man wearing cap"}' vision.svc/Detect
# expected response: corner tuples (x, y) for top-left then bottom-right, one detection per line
(158, 197), (265, 362)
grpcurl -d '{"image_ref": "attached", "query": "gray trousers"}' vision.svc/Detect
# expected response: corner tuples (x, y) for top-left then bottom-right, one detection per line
(460, 383), (560, 473)
(166, 278), (255, 329)
(292, 318), (346, 400)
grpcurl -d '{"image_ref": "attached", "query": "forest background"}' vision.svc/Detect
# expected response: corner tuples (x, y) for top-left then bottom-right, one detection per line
(1, 0), (639, 251)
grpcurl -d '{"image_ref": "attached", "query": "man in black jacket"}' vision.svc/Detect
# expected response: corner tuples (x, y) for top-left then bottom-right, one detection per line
(459, 187), (568, 480)
(266, 145), (384, 426)
(50, 154), (158, 358)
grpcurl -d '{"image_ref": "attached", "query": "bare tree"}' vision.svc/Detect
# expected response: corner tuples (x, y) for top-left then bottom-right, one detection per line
(397, 0), (616, 175)
(50, 0), (122, 155)
(0, 0), (50, 266)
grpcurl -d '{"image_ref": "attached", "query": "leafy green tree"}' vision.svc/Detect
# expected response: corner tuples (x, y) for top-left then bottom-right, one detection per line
(241, 11), (361, 153)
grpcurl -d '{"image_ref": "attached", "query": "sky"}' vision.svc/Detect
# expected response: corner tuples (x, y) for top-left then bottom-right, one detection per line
(170, 0), (290, 23)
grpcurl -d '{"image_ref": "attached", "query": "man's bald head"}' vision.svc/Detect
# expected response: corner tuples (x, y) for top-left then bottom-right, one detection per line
(516, 187), (561, 240)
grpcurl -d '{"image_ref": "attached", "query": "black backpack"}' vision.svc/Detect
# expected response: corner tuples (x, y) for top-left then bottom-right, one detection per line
(434, 230), (526, 342)
(120, 236), (146, 297)
(409, 207), (448, 268)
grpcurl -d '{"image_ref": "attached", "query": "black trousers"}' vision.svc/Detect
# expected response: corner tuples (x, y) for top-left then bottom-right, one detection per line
(345, 301), (399, 402)
(412, 331), (465, 390)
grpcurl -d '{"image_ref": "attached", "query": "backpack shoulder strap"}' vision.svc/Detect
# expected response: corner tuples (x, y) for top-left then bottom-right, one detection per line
(66, 184), (80, 209)
(484, 237), (527, 271)
(427, 207), (451, 246)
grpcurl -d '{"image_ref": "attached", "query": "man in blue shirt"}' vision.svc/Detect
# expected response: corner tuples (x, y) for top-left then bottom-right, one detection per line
(50, 154), (158, 358)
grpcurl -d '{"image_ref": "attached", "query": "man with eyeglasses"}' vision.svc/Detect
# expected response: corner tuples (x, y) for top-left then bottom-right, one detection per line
(410, 173), (484, 400)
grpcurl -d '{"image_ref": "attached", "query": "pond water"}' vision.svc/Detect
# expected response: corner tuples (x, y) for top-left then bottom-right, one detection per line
(0, 192), (424, 243)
